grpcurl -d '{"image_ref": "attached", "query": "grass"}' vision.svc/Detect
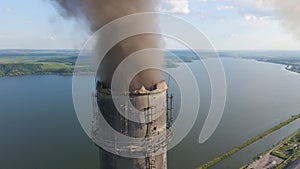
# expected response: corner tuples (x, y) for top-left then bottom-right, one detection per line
(276, 149), (300, 169)
(197, 114), (300, 169)
(0, 62), (74, 77)
(0, 53), (198, 77)
(0, 55), (76, 77)
(271, 151), (289, 160)
(38, 62), (72, 70)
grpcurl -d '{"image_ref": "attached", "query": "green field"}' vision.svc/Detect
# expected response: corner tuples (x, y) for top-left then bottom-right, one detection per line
(0, 57), (75, 77)
(1, 49), (299, 77)
(0, 50), (202, 77)
(0, 50), (78, 76)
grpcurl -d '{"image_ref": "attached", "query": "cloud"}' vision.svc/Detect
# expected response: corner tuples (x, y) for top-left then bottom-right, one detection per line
(230, 33), (240, 39)
(0, 7), (13, 13)
(229, 0), (300, 39)
(6, 7), (12, 12)
(47, 34), (56, 41)
(243, 14), (272, 25)
(230, 0), (274, 16)
(216, 0), (275, 25)
(216, 5), (234, 11)
(159, 0), (190, 14)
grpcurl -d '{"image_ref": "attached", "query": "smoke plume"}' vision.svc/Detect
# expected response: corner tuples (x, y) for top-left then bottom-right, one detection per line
(272, 0), (300, 40)
(51, 0), (164, 91)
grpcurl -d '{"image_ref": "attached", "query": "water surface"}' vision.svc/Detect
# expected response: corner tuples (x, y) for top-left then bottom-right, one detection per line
(1, 58), (300, 169)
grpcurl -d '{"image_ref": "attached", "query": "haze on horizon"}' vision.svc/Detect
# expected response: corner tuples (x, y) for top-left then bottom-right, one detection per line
(0, 0), (300, 50)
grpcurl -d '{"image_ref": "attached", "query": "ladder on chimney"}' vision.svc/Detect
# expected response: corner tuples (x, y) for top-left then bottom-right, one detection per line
(166, 93), (174, 129)
(120, 104), (129, 135)
(145, 157), (156, 169)
(144, 107), (153, 139)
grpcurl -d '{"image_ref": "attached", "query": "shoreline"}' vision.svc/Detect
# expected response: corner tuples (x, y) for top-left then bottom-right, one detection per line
(1, 57), (299, 78)
(241, 129), (300, 169)
(197, 114), (300, 169)
(253, 59), (300, 75)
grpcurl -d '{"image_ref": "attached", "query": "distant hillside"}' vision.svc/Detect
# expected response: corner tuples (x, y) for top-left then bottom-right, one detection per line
(0, 49), (299, 77)
(0, 49), (200, 77)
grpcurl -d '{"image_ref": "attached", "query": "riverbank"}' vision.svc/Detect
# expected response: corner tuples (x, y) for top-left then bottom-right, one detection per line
(241, 129), (300, 169)
(197, 114), (300, 169)
(254, 58), (300, 75)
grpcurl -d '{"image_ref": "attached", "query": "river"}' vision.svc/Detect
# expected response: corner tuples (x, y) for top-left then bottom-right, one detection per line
(0, 58), (300, 169)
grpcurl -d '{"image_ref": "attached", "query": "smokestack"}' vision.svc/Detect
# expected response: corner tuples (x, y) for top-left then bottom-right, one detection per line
(273, 0), (300, 40)
(51, 1), (172, 169)
(94, 80), (172, 169)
